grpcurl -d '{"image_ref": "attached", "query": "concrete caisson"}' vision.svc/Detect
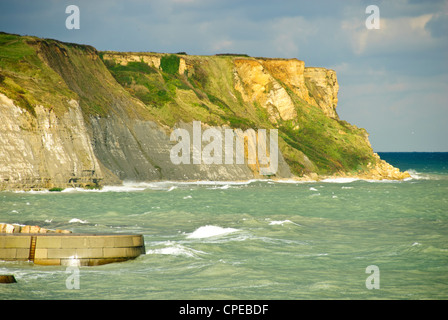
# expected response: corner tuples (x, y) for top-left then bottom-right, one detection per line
(0, 233), (145, 266)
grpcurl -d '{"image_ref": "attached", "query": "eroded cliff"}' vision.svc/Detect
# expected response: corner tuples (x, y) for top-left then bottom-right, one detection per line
(0, 32), (409, 190)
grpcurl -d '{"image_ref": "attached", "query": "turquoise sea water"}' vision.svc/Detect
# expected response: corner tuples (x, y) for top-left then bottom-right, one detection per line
(1, 153), (447, 300)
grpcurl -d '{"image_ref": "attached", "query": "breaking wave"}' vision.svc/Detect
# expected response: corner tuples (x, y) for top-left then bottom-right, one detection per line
(146, 241), (206, 258)
(186, 225), (240, 239)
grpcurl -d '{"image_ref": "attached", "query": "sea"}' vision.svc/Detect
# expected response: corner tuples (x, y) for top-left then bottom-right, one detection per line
(1, 152), (447, 300)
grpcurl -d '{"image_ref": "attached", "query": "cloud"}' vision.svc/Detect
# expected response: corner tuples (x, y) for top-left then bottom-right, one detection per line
(425, 11), (448, 38)
(211, 39), (234, 52)
(341, 13), (435, 55)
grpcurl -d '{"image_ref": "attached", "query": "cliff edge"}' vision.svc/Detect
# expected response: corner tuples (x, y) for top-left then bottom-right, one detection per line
(0, 32), (409, 190)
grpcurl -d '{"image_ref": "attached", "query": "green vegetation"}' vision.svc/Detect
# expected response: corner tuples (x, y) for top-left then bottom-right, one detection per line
(0, 32), (377, 177)
(48, 187), (64, 192)
(160, 54), (180, 75)
(278, 95), (374, 175)
(104, 57), (191, 108)
(0, 33), (76, 116)
(215, 53), (250, 57)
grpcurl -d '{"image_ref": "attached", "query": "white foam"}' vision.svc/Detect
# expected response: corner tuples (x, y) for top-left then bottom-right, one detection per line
(269, 179), (311, 184)
(309, 187), (318, 191)
(146, 242), (206, 257)
(268, 220), (301, 226)
(163, 180), (258, 186)
(61, 185), (146, 193)
(14, 189), (49, 194)
(309, 193), (321, 197)
(187, 225), (239, 239)
(209, 184), (231, 190)
(406, 169), (432, 180)
(68, 218), (88, 224)
(320, 177), (360, 183)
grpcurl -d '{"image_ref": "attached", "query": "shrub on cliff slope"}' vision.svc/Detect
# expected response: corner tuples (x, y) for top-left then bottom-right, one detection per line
(160, 54), (180, 75)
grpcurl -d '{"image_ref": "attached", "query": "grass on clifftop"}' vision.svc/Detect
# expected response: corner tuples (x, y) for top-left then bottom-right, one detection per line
(101, 54), (260, 129)
(0, 32), (77, 116)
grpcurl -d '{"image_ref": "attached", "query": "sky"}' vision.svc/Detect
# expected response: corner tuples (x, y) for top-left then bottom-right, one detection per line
(0, 0), (447, 151)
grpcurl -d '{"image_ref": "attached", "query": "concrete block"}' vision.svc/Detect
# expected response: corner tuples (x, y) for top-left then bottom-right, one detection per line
(100, 236), (116, 248)
(34, 248), (48, 259)
(126, 247), (145, 258)
(132, 236), (144, 247)
(16, 248), (30, 259)
(47, 248), (78, 259)
(61, 258), (90, 267)
(90, 258), (127, 266)
(87, 236), (106, 248)
(61, 237), (88, 248)
(103, 247), (128, 258)
(4, 236), (31, 249)
(113, 236), (134, 248)
(36, 236), (62, 249)
(34, 258), (61, 266)
(75, 248), (103, 259)
(0, 248), (17, 259)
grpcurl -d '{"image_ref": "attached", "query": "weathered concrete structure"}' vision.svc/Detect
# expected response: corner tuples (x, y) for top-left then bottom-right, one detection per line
(0, 233), (145, 266)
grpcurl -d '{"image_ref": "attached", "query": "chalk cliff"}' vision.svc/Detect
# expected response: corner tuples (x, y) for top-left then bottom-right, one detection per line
(0, 32), (409, 190)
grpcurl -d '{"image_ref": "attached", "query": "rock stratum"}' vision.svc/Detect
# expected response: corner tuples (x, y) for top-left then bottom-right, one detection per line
(0, 32), (409, 191)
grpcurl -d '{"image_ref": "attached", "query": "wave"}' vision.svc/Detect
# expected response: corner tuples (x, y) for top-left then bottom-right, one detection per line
(186, 225), (240, 239)
(405, 169), (434, 180)
(68, 218), (88, 224)
(146, 241), (206, 258)
(60, 185), (147, 193)
(11, 169), (446, 195)
(320, 177), (360, 183)
(268, 219), (301, 227)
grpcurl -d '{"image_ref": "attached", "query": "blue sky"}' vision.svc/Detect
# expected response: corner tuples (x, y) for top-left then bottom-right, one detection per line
(1, 0), (447, 151)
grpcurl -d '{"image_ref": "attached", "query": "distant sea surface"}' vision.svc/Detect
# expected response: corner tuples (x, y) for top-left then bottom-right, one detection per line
(1, 152), (447, 299)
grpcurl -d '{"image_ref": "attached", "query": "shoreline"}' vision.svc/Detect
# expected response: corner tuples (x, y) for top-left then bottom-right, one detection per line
(1, 172), (416, 193)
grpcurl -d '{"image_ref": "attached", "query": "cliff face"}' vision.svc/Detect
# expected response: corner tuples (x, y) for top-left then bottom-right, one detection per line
(0, 33), (408, 190)
(0, 94), (107, 189)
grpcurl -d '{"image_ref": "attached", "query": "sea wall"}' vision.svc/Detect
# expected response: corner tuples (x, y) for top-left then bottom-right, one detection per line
(0, 231), (145, 266)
